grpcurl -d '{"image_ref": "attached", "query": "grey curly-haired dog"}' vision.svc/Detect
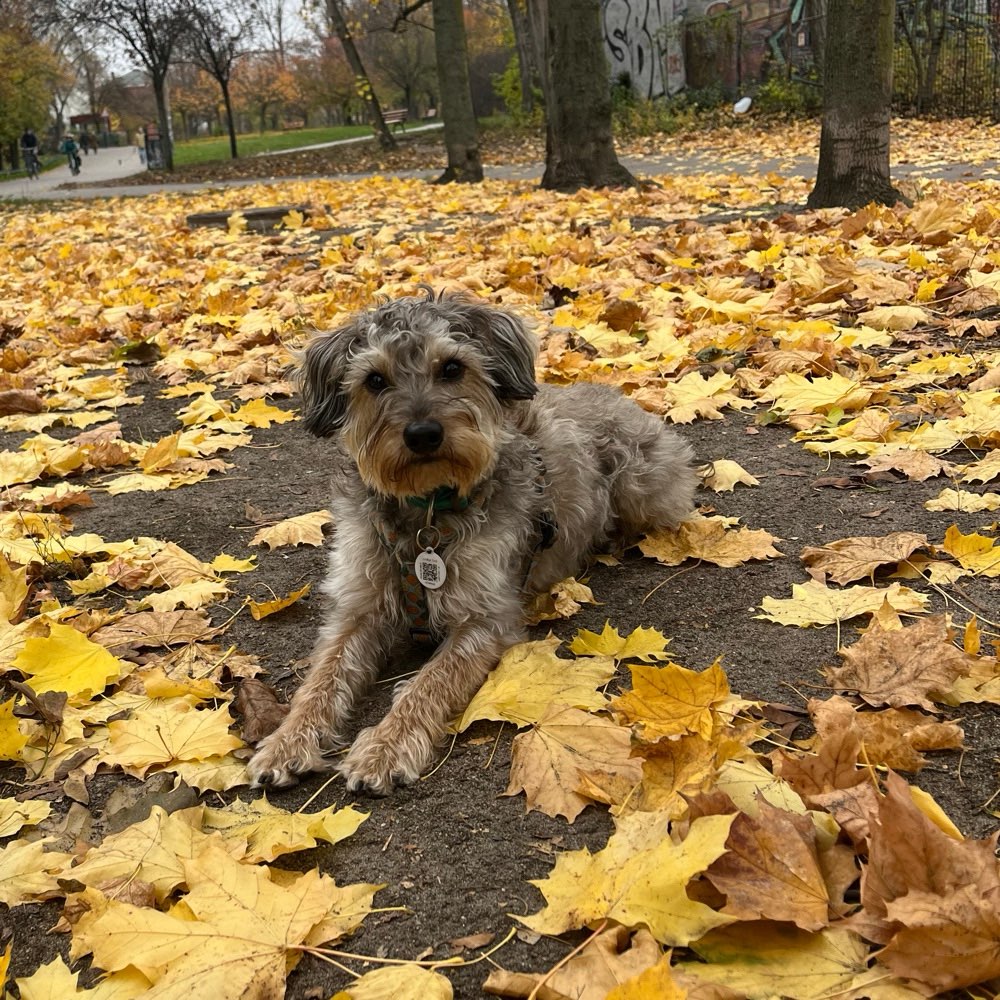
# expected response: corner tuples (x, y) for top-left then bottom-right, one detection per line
(247, 289), (698, 794)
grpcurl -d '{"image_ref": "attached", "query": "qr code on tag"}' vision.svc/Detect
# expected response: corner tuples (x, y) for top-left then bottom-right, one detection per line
(419, 561), (441, 585)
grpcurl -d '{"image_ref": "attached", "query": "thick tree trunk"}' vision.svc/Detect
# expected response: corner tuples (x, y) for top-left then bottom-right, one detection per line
(326, 0), (396, 151)
(536, 0), (635, 191)
(431, 0), (483, 183)
(807, 0), (903, 210)
(151, 75), (174, 172)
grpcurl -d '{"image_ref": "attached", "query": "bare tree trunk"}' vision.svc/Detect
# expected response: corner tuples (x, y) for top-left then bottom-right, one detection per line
(221, 82), (238, 159)
(535, 0), (635, 191)
(807, 0), (903, 210)
(151, 73), (174, 171)
(506, 0), (539, 115)
(431, 0), (483, 183)
(326, 0), (396, 151)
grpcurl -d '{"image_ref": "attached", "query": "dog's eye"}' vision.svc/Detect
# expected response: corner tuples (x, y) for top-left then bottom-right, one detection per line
(364, 372), (388, 394)
(440, 359), (464, 381)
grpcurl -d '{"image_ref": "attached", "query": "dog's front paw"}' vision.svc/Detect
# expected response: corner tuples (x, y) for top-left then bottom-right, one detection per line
(247, 728), (331, 788)
(339, 725), (433, 795)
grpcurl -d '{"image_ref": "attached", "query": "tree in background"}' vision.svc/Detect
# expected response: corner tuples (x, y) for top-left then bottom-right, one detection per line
(0, 3), (62, 167)
(58, 0), (188, 170)
(362, 2), (437, 118)
(180, 0), (255, 158)
(289, 41), (357, 125)
(431, 0), (482, 182)
(807, 0), (903, 209)
(231, 50), (295, 132)
(170, 64), (221, 140)
(504, 0), (540, 119)
(532, 0), (635, 190)
(325, 0), (396, 150)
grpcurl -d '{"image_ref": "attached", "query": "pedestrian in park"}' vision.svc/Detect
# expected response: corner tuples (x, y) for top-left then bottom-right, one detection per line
(60, 134), (81, 175)
(136, 129), (146, 166)
(80, 133), (91, 155)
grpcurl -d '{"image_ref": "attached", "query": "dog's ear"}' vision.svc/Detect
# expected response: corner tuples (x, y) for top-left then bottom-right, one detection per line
(440, 296), (538, 400)
(296, 325), (361, 436)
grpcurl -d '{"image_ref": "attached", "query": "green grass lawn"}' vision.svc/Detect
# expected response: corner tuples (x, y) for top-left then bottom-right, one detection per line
(172, 125), (374, 166)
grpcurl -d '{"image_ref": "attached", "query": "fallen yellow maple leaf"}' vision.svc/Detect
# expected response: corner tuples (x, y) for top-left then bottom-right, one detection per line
(331, 965), (454, 999)
(202, 796), (368, 863)
(104, 701), (244, 775)
(679, 924), (888, 999)
(505, 705), (641, 822)
(924, 488), (1000, 512)
(0, 798), (50, 838)
(67, 805), (216, 904)
(704, 458), (760, 491)
(0, 697), (28, 761)
(757, 579), (929, 627)
(251, 510), (333, 549)
(248, 583), (311, 620)
(71, 842), (363, 998)
(569, 622), (670, 662)
(640, 515), (782, 568)
(941, 524), (1000, 576)
(455, 636), (615, 731)
(520, 812), (736, 945)
(143, 579), (230, 612)
(0, 838), (73, 906)
(12, 622), (126, 701)
(612, 659), (730, 741)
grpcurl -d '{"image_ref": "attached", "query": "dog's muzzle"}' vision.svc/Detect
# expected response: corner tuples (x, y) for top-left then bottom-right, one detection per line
(403, 420), (444, 455)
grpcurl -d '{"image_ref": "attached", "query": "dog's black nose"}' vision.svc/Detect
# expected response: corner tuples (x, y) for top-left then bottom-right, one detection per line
(403, 420), (444, 454)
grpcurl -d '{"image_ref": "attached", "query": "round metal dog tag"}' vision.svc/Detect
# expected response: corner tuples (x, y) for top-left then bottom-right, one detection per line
(415, 548), (446, 589)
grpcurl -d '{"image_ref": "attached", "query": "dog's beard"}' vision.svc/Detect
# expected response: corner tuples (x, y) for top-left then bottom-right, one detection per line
(349, 421), (496, 499)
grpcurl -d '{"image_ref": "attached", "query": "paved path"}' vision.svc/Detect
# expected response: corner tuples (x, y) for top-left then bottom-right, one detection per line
(0, 145), (147, 201)
(1, 126), (996, 203)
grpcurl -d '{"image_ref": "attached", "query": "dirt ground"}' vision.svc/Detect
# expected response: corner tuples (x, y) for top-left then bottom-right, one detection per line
(3, 363), (998, 996)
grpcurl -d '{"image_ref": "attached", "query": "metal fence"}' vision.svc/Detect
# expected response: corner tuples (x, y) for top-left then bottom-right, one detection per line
(684, 1), (1000, 120)
(893, 0), (1000, 118)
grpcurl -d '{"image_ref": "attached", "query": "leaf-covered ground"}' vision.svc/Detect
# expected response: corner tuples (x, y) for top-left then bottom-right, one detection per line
(1, 120), (1000, 999)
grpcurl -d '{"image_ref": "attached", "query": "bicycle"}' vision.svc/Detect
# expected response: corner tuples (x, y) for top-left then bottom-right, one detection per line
(20, 147), (40, 180)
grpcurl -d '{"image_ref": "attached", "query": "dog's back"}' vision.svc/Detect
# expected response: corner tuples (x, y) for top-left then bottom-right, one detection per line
(520, 383), (697, 590)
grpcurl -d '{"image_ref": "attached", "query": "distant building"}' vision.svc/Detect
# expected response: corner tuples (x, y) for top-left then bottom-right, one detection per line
(601, 0), (813, 98)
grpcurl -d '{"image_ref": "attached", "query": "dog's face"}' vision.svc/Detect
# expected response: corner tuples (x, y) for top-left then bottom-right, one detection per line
(298, 292), (538, 499)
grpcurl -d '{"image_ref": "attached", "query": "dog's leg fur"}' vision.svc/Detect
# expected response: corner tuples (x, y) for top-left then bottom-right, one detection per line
(339, 621), (514, 794)
(248, 595), (397, 787)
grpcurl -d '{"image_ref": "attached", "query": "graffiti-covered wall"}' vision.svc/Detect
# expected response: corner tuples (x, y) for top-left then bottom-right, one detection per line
(602, 0), (689, 98)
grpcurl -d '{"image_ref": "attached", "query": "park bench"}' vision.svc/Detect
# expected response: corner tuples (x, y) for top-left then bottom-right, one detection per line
(382, 109), (408, 132)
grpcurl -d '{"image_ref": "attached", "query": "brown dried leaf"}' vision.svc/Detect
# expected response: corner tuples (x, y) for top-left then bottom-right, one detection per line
(505, 705), (641, 822)
(234, 678), (289, 744)
(801, 531), (930, 585)
(859, 449), (958, 482)
(705, 798), (835, 931)
(823, 616), (973, 710)
(856, 772), (1000, 971)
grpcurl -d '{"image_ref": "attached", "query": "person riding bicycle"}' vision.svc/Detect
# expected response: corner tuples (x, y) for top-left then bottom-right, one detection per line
(20, 128), (40, 179)
(60, 134), (81, 175)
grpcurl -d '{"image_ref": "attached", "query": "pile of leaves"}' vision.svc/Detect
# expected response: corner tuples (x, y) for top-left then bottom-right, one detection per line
(1, 121), (999, 997)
